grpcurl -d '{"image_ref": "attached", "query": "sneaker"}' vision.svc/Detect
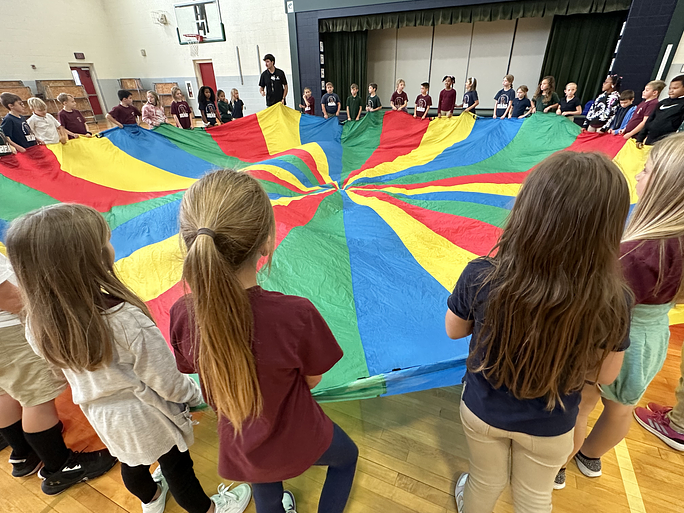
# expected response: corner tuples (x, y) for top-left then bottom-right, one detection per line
(574, 451), (602, 477)
(634, 407), (684, 451)
(0, 433), (8, 452)
(9, 450), (43, 477)
(454, 473), (467, 513)
(553, 468), (566, 490)
(41, 449), (117, 496)
(211, 483), (252, 513)
(142, 471), (169, 513)
(282, 490), (296, 513)
(647, 402), (673, 415)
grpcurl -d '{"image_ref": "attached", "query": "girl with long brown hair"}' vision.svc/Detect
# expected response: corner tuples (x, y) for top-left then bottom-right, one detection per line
(445, 151), (632, 512)
(171, 169), (357, 513)
(531, 76), (560, 114)
(567, 133), (684, 479)
(5, 203), (249, 513)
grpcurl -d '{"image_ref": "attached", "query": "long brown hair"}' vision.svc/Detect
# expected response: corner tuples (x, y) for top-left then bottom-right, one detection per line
(179, 169), (274, 434)
(468, 151), (631, 408)
(534, 76), (556, 102)
(623, 132), (684, 302)
(5, 204), (153, 371)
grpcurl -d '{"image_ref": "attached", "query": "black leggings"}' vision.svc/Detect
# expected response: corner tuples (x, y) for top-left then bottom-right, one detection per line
(120, 446), (211, 513)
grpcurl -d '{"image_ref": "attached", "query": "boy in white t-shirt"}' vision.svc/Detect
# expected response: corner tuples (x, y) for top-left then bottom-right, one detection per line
(27, 98), (67, 145)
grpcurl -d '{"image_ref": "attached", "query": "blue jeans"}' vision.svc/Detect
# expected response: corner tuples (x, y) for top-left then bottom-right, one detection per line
(252, 423), (358, 513)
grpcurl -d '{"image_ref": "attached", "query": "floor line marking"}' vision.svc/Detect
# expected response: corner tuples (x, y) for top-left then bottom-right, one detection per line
(615, 439), (647, 513)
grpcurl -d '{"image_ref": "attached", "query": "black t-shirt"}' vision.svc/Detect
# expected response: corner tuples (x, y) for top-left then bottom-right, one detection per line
(259, 68), (288, 107)
(199, 101), (218, 125)
(559, 96), (582, 114)
(448, 258), (630, 436)
(367, 95), (382, 110)
(321, 93), (341, 114)
(230, 99), (244, 119)
(0, 114), (37, 149)
(494, 88), (515, 117)
(510, 98), (531, 118)
(462, 91), (478, 112)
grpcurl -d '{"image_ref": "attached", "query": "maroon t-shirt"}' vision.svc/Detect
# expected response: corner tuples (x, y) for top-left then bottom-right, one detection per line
(57, 109), (88, 137)
(391, 91), (408, 108)
(621, 238), (683, 304)
(305, 95), (315, 115)
(415, 94), (432, 116)
(170, 287), (343, 482)
(109, 104), (141, 125)
(439, 88), (457, 112)
(171, 101), (192, 129)
(623, 99), (659, 135)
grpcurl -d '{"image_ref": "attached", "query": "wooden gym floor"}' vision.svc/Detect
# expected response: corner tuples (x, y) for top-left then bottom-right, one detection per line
(1, 328), (683, 513)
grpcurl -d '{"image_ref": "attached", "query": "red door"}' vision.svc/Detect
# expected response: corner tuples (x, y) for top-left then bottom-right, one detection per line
(71, 67), (103, 116)
(198, 62), (217, 93)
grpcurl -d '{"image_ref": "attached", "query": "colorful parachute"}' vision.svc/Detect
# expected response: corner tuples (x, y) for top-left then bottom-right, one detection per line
(0, 105), (673, 401)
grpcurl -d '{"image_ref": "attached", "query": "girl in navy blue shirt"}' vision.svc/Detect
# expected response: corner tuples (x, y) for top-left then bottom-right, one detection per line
(461, 78), (479, 115)
(446, 151), (631, 512)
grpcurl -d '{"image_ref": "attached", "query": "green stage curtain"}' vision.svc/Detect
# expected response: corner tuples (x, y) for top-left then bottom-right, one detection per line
(322, 31), (368, 104)
(540, 10), (627, 106)
(319, 0), (631, 32)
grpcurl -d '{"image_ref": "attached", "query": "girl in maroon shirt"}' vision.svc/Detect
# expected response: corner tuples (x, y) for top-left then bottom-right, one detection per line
(171, 169), (358, 513)
(438, 76), (457, 118)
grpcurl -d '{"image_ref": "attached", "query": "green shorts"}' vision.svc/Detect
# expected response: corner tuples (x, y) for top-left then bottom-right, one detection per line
(601, 303), (672, 406)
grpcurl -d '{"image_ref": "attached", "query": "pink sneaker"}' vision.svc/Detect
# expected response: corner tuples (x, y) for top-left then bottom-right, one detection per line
(634, 407), (684, 451)
(647, 402), (673, 415)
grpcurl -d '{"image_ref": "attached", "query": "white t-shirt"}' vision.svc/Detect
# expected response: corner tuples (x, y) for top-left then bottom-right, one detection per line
(27, 113), (61, 144)
(0, 253), (21, 328)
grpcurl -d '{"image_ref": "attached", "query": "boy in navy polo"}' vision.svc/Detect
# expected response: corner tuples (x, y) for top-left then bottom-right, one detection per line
(0, 93), (41, 152)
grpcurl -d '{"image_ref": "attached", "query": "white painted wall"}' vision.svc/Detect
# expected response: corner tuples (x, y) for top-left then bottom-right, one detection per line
(367, 28), (398, 103)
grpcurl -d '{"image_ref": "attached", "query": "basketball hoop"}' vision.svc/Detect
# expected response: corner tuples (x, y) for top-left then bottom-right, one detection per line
(184, 34), (203, 57)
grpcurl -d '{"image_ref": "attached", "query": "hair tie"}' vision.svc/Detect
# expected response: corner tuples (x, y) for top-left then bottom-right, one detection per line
(196, 228), (216, 239)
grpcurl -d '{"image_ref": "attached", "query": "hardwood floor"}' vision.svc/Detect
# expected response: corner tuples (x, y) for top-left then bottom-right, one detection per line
(1, 332), (682, 513)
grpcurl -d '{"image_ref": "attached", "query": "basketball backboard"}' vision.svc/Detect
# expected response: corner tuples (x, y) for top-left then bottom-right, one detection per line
(174, 0), (225, 44)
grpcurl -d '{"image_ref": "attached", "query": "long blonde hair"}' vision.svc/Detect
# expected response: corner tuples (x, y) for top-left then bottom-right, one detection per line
(469, 152), (631, 409)
(5, 204), (153, 371)
(623, 132), (684, 302)
(179, 169), (274, 433)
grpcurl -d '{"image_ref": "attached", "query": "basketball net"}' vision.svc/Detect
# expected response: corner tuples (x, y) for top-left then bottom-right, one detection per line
(184, 34), (203, 57)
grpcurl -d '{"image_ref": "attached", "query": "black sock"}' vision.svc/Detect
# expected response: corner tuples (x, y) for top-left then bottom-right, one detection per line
(24, 421), (69, 474)
(0, 420), (34, 459)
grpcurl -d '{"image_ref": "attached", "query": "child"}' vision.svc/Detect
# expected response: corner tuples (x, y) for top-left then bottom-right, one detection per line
(556, 83), (582, 120)
(623, 80), (666, 140)
(494, 75), (515, 119)
(563, 133), (684, 484)
(27, 97), (67, 144)
(217, 89), (232, 123)
(5, 203), (251, 513)
(414, 82), (432, 120)
(461, 78), (479, 114)
(142, 90), (166, 128)
(447, 151), (631, 510)
(346, 84), (362, 121)
(609, 90), (636, 134)
(582, 74), (621, 132)
(171, 86), (193, 130)
(531, 76), (560, 114)
(198, 86), (221, 127)
(321, 82), (341, 119)
(366, 83), (382, 112)
(636, 75), (684, 147)
(507, 86), (531, 118)
(438, 76), (457, 118)
(0, 92), (41, 152)
(390, 79), (408, 112)
(57, 93), (91, 138)
(299, 87), (315, 116)
(0, 252), (116, 495)
(106, 90), (141, 128)
(171, 169), (358, 513)
(229, 89), (245, 120)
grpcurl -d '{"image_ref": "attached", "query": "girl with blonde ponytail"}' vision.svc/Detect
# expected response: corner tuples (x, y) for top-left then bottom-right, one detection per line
(171, 169), (358, 513)
(566, 132), (684, 482)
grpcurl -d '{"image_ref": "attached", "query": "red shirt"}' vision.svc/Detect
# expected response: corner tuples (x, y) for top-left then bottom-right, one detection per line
(304, 96), (315, 115)
(439, 88), (457, 112)
(170, 287), (343, 482)
(109, 104), (141, 125)
(58, 109), (88, 137)
(621, 238), (683, 304)
(171, 101), (193, 129)
(624, 99), (659, 135)
(391, 91), (408, 108)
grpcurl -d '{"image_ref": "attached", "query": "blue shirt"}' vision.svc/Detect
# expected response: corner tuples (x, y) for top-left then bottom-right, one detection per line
(230, 99), (244, 119)
(321, 93), (341, 115)
(462, 91), (478, 112)
(494, 88), (515, 117)
(448, 258), (630, 436)
(510, 98), (531, 118)
(1, 113), (37, 149)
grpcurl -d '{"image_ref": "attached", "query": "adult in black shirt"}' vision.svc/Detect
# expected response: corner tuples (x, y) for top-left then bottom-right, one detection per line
(259, 54), (288, 107)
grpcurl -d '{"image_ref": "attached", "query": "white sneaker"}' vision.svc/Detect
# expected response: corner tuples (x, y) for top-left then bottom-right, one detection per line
(211, 483), (252, 513)
(141, 473), (169, 513)
(454, 473), (468, 513)
(282, 490), (296, 512)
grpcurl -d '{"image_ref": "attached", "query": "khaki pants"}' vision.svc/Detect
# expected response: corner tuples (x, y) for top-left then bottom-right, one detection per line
(460, 401), (574, 513)
(669, 341), (684, 433)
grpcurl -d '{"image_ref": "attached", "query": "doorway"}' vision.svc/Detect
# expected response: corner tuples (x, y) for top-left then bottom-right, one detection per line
(70, 65), (104, 116)
(195, 60), (217, 92)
